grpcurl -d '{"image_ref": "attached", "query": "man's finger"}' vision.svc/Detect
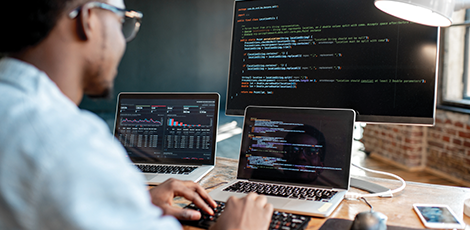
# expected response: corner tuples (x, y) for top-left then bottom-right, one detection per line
(193, 182), (217, 208)
(264, 202), (274, 214)
(188, 191), (215, 216)
(254, 194), (268, 207)
(172, 182), (215, 215)
(163, 205), (202, 221)
(179, 180), (217, 208)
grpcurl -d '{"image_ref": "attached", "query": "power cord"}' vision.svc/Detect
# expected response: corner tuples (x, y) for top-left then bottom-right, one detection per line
(361, 197), (374, 211)
(204, 182), (228, 190)
(345, 163), (406, 199)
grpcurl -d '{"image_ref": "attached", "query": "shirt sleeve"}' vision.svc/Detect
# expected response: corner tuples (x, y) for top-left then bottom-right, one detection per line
(32, 110), (182, 230)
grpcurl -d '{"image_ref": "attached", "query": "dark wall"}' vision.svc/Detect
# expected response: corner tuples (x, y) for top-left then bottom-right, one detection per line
(79, 0), (234, 113)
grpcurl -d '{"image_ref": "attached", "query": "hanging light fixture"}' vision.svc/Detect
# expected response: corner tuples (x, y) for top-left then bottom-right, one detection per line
(374, 0), (470, 27)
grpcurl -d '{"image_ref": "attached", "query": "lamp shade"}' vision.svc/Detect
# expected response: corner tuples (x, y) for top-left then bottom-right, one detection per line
(374, 0), (454, 27)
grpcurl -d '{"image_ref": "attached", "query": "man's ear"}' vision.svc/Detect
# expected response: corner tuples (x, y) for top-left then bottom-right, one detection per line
(75, 5), (93, 41)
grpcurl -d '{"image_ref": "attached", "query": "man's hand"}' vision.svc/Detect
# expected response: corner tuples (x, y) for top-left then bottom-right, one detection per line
(149, 178), (217, 221)
(209, 193), (273, 230)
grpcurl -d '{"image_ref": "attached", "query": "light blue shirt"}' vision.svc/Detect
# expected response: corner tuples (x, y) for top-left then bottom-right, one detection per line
(0, 57), (181, 230)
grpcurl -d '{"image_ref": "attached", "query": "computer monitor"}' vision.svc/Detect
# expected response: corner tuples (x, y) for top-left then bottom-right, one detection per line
(225, 0), (439, 125)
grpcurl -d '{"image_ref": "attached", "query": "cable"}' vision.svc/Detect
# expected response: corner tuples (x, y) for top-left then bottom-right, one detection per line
(204, 182), (228, 190)
(361, 197), (373, 212)
(345, 163), (407, 199)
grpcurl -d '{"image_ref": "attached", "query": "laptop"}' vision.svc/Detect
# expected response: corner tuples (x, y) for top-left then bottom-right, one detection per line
(113, 92), (219, 185)
(209, 106), (356, 217)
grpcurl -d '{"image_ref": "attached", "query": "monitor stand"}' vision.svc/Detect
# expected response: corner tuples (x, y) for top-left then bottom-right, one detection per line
(350, 177), (392, 197)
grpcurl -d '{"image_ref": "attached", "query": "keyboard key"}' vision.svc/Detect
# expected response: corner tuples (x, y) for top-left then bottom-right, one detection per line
(223, 181), (337, 201)
(180, 201), (311, 230)
(136, 165), (197, 174)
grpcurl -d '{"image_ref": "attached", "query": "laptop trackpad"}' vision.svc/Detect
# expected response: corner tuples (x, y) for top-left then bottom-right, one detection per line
(145, 174), (157, 181)
(265, 197), (290, 208)
(283, 200), (328, 213)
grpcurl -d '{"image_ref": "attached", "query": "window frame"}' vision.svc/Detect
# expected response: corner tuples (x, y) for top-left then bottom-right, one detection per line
(438, 9), (470, 113)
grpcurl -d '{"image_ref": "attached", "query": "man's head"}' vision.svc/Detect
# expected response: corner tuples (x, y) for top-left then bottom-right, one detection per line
(0, 0), (79, 54)
(283, 125), (326, 182)
(284, 125), (326, 163)
(0, 0), (142, 102)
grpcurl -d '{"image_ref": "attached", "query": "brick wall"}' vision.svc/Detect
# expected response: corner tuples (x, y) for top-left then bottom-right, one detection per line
(362, 109), (470, 185)
(362, 125), (426, 169)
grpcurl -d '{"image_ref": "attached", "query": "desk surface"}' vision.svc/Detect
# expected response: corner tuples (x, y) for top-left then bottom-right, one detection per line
(179, 157), (470, 230)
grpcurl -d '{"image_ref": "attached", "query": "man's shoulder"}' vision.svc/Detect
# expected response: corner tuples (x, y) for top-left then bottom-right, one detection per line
(0, 88), (115, 159)
(1, 88), (106, 130)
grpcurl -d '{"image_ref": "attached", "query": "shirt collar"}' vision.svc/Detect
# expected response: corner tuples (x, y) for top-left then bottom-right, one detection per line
(0, 57), (54, 94)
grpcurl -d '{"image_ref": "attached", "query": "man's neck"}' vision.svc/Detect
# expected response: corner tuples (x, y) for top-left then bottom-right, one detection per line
(12, 50), (84, 106)
(10, 20), (86, 106)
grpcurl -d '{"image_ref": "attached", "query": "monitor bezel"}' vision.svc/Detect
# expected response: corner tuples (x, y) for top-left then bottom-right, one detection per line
(224, 0), (440, 126)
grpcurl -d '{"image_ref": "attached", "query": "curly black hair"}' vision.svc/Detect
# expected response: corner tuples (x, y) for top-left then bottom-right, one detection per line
(0, 0), (89, 53)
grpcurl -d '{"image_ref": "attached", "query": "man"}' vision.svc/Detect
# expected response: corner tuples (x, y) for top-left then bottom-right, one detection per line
(0, 0), (273, 229)
(283, 125), (326, 183)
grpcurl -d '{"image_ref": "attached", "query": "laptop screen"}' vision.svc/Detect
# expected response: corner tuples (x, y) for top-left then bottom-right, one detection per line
(114, 93), (219, 165)
(237, 106), (355, 189)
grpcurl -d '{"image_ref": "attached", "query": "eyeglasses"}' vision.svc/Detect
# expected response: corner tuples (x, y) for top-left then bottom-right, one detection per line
(289, 146), (322, 158)
(69, 2), (143, 42)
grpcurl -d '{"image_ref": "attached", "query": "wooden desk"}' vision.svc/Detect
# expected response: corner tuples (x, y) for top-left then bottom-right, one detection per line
(180, 157), (470, 230)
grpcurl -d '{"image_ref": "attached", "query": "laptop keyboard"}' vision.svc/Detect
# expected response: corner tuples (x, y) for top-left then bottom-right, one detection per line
(136, 165), (197, 175)
(180, 201), (311, 230)
(223, 181), (337, 201)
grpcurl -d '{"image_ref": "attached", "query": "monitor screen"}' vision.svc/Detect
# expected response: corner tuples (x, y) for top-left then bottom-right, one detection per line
(225, 0), (439, 125)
